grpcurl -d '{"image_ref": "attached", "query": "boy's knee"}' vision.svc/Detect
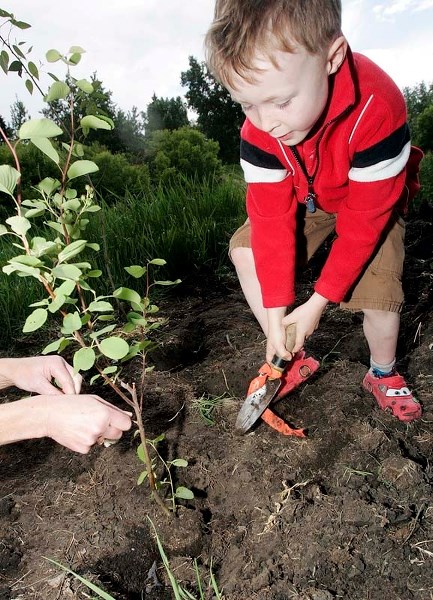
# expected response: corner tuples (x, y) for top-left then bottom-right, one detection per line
(231, 246), (254, 271)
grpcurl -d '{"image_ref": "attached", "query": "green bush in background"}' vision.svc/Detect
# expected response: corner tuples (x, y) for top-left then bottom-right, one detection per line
(144, 127), (223, 184)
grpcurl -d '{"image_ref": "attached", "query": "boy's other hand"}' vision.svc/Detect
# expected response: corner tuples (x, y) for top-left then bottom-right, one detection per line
(283, 292), (329, 353)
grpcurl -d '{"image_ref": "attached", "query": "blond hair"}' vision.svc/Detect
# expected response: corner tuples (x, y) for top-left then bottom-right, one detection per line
(205, 0), (342, 87)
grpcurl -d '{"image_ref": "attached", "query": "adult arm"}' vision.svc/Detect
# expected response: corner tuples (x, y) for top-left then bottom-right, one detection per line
(0, 394), (132, 454)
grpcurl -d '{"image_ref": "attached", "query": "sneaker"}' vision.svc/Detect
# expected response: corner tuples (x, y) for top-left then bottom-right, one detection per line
(362, 370), (422, 422)
(276, 350), (320, 400)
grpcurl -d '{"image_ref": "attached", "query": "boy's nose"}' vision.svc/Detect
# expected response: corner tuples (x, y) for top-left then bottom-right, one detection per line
(257, 107), (279, 133)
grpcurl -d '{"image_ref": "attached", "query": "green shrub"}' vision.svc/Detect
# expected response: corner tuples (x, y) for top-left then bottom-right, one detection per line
(145, 127), (223, 184)
(418, 151), (433, 205)
(85, 148), (151, 202)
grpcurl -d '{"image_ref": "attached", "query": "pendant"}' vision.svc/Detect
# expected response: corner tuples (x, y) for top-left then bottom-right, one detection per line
(305, 192), (316, 213)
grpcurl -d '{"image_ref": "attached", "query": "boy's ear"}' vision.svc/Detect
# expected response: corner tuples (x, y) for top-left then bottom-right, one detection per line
(326, 36), (348, 75)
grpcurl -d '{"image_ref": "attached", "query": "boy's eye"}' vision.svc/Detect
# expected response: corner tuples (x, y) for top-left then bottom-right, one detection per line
(277, 100), (291, 109)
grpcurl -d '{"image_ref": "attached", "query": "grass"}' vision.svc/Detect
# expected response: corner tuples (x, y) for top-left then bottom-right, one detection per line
(191, 392), (236, 426)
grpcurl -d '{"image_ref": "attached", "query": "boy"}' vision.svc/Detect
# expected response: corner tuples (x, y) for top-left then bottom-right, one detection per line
(205, 0), (423, 422)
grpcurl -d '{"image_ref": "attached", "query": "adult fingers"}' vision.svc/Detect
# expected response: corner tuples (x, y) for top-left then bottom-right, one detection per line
(93, 396), (133, 418)
(49, 360), (80, 395)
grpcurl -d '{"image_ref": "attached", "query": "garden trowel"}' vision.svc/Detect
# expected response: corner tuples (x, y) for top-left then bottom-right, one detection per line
(236, 324), (319, 436)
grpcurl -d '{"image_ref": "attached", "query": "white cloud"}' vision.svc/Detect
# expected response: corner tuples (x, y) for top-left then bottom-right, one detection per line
(373, 0), (433, 21)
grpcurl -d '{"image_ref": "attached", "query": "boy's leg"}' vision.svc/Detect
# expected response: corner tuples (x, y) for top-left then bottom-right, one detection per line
(229, 220), (268, 334)
(229, 208), (336, 336)
(340, 212), (421, 422)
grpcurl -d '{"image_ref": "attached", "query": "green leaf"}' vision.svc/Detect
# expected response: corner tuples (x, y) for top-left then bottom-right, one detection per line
(80, 115), (112, 131)
(87, 269), (102, 277)
(48, 293), (66, 313)
(0, 225), (7, 235)
(19, 119), (62, 139)
(89, 325), (115, 339)
(155, 279), (181, 286)
(136, 443), (145, 463)
(30, 137), (60, 164)
(37, 177), (61, 195)
(170, 459), (188, 467)
(56, 280), (76, 296)
(12, 20), (31, 30)
(99, 337), (129, 360)
(137, 471), (148, 485)
(113, 287), (142, 305)
(44, 81), (70, 102)
(0, 165), (20, 197)
(75, 79), (93, 93)
(67, 160), (98, 180)
(8, 60), (22, 73)
(57, 239), (87, 263)
(125, 265), (146, 278)
(62, 312), (82, 333)
(12, 255), (42, 267)
(73, 347), (96, 372)
(62, 198), (81, 211)
(25, 79), (33, 95)
(52, 264), (82, 280)
(0, 50), (9, 74)
(101, 365), (118, 375)
(5, 216), (31, 235)
(149, 258), (167, 266)
(88, 300), (114, 313)
(3, 263), (40, 278)
(24, 207), (45, 218)
(23, 308), (48, 333)
(42, 337), (66, 355)
(175, 486), (195, 500)
(46, 49), (62, 62)
(27, 61), (39, 79)
(69, 46), (86, 54)
(68, 52), (81, 65)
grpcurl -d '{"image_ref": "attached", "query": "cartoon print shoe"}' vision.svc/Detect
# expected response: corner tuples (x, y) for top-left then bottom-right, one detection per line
(276, 350), (320, 400)
(362, 370), (422, 422)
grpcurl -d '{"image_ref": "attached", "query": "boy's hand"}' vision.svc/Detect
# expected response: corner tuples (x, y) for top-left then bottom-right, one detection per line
(282, 292), (329, 352)
(0, 356), (82, 395)
(266, 306), (292, 363)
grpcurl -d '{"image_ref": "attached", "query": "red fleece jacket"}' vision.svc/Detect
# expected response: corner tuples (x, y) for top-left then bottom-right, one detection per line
(240, 48), (423, 307)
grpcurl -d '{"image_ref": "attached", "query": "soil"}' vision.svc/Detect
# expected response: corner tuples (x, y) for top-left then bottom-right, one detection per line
(0, 210), (433, 600)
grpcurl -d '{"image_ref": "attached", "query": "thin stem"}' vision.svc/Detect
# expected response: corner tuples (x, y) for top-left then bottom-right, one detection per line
(121, 380), (171, 517)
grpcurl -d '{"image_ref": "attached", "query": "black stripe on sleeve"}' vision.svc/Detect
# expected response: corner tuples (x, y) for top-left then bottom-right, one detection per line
(240, 139), (285, 170)
(352, 123), (410, 168)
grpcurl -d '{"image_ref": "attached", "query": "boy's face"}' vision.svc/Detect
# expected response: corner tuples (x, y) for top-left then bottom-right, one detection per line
(227, 45), (340, 146)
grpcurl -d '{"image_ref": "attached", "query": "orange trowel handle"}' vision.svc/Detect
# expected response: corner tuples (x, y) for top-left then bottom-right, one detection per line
(269, 324), (297, 377)
(261, 408), (306, 437)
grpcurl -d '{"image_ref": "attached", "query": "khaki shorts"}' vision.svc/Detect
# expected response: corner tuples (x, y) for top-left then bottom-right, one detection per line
(229, 207), (405, 313)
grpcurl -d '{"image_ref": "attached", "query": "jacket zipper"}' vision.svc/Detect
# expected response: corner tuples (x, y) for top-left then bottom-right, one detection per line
(290, 106), (353, 213)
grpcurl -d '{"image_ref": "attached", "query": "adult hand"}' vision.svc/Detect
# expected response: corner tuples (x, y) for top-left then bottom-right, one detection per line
(0, 356), (82, 395)
(282, 292), (329, 352)
(42, 394), (132, 454)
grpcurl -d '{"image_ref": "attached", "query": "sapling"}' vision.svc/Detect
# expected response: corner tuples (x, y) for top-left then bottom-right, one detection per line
(0, 9), (193, 515)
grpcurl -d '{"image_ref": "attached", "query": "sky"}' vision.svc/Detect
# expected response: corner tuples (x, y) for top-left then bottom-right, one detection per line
(0, 0), (433, 123)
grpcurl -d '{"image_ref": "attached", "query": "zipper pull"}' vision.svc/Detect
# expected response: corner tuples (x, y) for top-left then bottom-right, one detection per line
(305, 182), (316, 213)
